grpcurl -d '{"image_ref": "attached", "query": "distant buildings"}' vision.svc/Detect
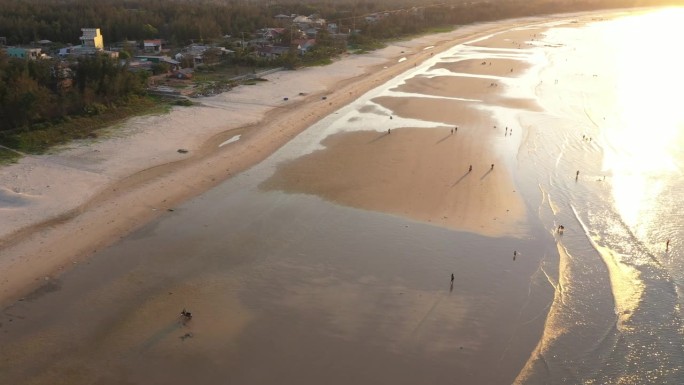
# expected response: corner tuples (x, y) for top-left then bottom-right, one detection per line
(175, 44), (233, 67)
(6, 47), (44, 60)
(57, 28), (119, 58)
(80, 28), (104, 50)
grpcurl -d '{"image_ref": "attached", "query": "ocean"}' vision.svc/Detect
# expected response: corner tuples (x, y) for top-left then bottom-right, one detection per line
(505, 8), (684, 383)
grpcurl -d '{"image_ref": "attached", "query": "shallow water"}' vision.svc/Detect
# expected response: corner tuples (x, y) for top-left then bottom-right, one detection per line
(509, 8), (684, 383)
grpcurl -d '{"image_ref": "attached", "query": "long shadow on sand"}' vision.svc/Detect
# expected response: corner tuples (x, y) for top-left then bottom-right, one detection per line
(451, 171), (470, 186)
(479, 169), (493, 180)
(368, 132), (391, 144)
(436, 134), (453, 144)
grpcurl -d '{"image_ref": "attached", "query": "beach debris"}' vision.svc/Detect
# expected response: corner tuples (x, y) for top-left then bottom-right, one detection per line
(322, 96), (327, 100)
(167, 208), (175, 212)
(177, 149), (189, 154)
(181, 308), (193, 321)
(283, 97), (289, 101)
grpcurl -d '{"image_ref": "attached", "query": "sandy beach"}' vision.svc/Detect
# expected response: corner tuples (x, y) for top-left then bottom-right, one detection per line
(0, 18), (552, 307)
(0, 13), (589, 384)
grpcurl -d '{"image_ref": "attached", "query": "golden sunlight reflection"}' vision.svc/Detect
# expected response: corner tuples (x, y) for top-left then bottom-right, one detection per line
(593, 242), (643, 330)
(600, 8), (684, 228)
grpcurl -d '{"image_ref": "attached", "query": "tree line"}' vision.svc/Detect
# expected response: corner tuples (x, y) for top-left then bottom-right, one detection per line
(1, 0), (678, 47)
(1, 0), (680, 136)
(0, 52), (147, 133)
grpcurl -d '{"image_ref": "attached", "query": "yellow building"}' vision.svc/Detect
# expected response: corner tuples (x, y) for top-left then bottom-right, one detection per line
(80, 28), (103, 50)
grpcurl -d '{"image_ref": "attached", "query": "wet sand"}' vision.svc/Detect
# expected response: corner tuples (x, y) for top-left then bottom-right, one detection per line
(0, 15), (580, 385)
(261, 128), (527, 237)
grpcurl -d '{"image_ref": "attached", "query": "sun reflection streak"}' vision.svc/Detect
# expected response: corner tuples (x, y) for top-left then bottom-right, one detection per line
(600, 8), (684, 229)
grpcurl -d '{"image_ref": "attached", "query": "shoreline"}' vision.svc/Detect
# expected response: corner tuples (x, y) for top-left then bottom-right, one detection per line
(0, 15), (577, 308)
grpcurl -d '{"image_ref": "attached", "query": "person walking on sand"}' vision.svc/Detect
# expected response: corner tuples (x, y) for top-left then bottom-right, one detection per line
(451, 273), (455, 284)
(513, 250), (517, 261)
(576, 170), (580, 180)
(666, 239), (670, 251)
(469, 165), (472, 172)
(491, 164), (494, 170)
(388, 128), (391, 135)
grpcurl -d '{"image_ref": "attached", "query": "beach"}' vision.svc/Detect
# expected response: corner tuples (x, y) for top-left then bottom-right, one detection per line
(0, 18), (543, 309)
(3, 8), (683, 384)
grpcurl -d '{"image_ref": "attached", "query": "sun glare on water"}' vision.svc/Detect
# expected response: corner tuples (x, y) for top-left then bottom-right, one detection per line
(601, 8), (684, 229)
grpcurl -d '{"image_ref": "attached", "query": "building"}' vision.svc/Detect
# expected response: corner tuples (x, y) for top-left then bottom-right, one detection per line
(6, 47), (43, 60)
(256, 45), (291, 59)
(143, 39), (163, 53)
(177, 44), (233, 67)
(80, 28), (104, 50)
(134, 55), (180, 69)
(293, 39), (316, 55)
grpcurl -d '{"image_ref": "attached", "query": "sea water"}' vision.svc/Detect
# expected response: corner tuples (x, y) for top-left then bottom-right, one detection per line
(509, 8), (684, 384)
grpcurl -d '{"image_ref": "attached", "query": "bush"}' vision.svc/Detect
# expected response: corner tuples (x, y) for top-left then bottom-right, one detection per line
(84, 103), (108, 116)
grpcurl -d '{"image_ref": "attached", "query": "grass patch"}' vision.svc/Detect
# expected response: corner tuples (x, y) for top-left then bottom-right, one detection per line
(349, 41), (386, 54)
(0, 96), (173, 154)
(302, 57), (333, 67)
(423, 25), (455, 34)
(192, 65), (261, 83)
(174, 99), (194, 106)
(0, 147), (21, 164)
